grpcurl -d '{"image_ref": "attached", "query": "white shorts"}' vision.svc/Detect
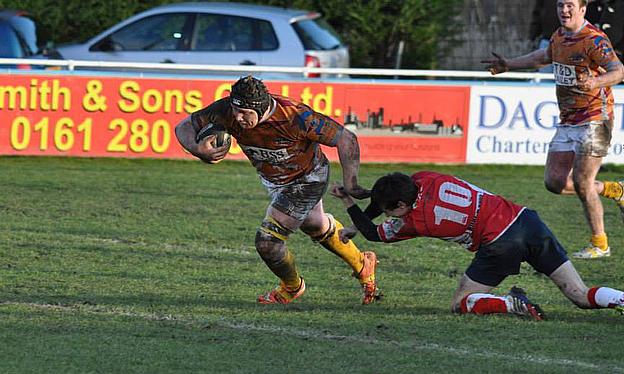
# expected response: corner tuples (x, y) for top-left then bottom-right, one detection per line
(548, 121), (613, 157)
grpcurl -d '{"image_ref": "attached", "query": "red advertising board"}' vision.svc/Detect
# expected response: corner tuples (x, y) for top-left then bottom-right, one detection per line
(0, 74), (469, 163)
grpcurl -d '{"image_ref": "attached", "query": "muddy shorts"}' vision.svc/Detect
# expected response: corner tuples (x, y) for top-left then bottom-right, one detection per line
(548, 120), (613, 157)
(261, 158), (330, 223)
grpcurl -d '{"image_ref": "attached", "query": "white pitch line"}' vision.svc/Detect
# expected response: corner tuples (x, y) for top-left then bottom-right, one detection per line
(1, 301), (620, 372)
(218, 320), (619, 371)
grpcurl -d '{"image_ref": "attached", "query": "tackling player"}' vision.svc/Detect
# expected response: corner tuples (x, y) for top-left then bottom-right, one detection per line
(331, 171), (624, 320)
(482, 0), (624, 259)
(175, 76), (379, 305)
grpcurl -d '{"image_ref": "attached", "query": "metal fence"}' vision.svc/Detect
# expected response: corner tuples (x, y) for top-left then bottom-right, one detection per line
(0, 57), (555, 82)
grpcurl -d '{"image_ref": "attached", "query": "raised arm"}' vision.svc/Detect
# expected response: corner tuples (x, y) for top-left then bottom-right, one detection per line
(482, 49), (552, 74)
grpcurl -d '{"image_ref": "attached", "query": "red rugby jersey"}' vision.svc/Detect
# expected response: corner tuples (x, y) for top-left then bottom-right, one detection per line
(377, 171), (524, 252)
(191, 94), (344, 184)
(549, 22), (619, 125)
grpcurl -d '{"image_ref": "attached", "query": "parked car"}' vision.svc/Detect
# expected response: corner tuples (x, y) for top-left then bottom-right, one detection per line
(0, 10), (40, 69)
(54, 2), (349, 77)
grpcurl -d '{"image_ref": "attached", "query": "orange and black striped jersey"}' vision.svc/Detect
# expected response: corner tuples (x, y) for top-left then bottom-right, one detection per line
(191, 94), (344, 184)
(549, 22), (619, 125)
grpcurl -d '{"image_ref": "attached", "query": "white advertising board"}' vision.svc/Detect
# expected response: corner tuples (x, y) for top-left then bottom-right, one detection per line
(467, 85), (624, 164)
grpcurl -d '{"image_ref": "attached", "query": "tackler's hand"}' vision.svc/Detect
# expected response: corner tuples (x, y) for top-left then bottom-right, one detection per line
(339, 226), (358, 243)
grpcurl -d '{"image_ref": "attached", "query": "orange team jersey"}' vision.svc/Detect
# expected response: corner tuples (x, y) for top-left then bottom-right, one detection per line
(191, 94), (344, 185)
(549, 22), (619, 125)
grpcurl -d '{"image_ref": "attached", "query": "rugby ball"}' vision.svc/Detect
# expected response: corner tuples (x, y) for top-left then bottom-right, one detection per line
(196, 124), (232, 148)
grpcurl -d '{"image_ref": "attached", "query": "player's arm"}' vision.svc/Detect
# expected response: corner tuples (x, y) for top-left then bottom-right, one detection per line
(335, 128), (370, 199)
(175, 114), (229, 164)
(482, 48), (551, 74)
(338, 201), (384, 242)
(364, 202), (383, 220)
(346, 205), (383, 242)
(302, 108), (370, 199)
(578, 56), (624, 91)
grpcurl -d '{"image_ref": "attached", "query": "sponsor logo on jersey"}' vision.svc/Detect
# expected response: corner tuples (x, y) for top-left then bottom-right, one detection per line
(382, 218), (405, 240)
(553, 62), (577, 86)
(241, 145), (291, 163)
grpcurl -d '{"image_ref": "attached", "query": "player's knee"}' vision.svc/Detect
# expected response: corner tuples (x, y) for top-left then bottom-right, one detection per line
(544, 179), (564, 194)
(572, 183), (593, 200)
(255, 217), (292, 260)
(255, 230), (286, 261)
(306, 214), (336, 243)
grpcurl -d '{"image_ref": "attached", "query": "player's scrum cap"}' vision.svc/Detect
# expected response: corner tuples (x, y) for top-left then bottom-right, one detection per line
(230, 75), (271, 119)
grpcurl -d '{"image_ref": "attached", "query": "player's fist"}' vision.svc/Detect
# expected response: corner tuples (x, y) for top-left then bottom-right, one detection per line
(196, 135), (229, 164)
(576, 74), (596, 91)
(330, 183), (349, 199)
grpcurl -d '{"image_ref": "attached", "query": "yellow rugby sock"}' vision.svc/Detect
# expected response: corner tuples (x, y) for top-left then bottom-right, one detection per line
(591, 233), (609, 251)
(317, 216), (365, 274)
(601, 181), (623, 200)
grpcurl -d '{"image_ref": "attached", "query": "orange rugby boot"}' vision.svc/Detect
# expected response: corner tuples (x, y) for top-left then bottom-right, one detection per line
(355, 251), (380, 305)
(258, 278), (306, 305)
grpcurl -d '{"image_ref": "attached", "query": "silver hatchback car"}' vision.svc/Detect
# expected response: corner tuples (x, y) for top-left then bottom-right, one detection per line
(55, 2), (349, 77)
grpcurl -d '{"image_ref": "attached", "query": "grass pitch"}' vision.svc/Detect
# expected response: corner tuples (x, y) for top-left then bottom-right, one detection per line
(1, 157), (623, 373)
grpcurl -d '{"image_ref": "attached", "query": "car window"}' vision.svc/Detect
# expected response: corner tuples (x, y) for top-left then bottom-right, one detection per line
(0, 22), (25, 57)
(8, 16), (37, 54)
(292, 18), (343, 50)
(193, 14), (278, 51)
(258, 20), (278, 50)
(98, 13), (189, 51)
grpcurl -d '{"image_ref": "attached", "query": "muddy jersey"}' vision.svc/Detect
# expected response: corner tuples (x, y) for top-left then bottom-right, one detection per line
(191, 95), (344, 184)
(377, 171), (525, 252)
(549, 22), (619, 125)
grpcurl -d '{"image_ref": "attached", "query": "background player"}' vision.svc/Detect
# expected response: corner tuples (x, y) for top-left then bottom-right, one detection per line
(482, 0), (624, 259)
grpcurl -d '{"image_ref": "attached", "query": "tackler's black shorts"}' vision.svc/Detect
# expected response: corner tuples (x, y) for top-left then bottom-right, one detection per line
(465, 209), (569, 287)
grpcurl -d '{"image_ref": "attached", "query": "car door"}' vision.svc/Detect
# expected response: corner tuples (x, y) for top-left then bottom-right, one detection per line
(255, 17), (303, 68)
(87, 12), (194, 63)
(190, 13), (263, 66)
